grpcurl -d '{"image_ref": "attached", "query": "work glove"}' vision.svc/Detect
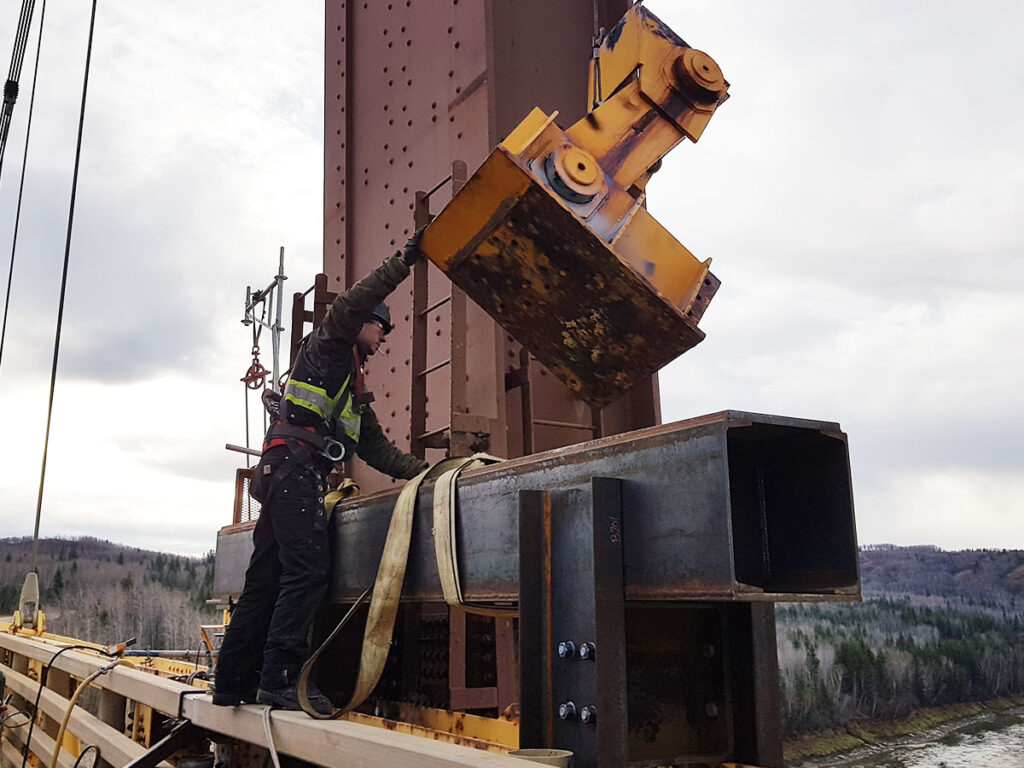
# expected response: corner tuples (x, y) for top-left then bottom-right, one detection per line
(262, 388), (282, 421)
(401, 225), (427, 266)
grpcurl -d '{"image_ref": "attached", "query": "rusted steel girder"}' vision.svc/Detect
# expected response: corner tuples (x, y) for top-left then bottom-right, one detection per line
(214, 411), (858, 605)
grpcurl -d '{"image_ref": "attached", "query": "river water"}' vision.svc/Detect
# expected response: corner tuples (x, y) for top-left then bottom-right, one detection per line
(794, 708), (1024, 767)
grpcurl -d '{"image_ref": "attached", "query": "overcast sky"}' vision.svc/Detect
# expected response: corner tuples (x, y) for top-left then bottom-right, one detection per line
(0, 1), (1020, 556)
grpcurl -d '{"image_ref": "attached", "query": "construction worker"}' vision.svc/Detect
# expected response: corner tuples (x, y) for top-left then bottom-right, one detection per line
(213, 234), (429, 714)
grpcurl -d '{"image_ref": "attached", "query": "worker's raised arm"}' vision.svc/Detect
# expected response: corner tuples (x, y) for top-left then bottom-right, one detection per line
(307, 232), (422, 360)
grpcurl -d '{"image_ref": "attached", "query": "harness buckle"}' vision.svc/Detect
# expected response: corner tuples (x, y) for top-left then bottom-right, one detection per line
(320, 438), (346, 462)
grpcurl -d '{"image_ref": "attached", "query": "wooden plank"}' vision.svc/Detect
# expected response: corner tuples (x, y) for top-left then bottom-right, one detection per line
(0, 664), (171, 768)
(181, 697), (532, 768)
(3, 735), (27, 768)
(3, 634), (534, 768)
(0, 703), (85, 768)
(0, 634), (190, 715)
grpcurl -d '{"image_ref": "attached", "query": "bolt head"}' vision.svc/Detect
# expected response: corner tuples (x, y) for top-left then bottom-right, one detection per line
(580, 705), (597, 724)
(705, 701), (720, 718)
(558, 701), (576, 720)
(579, 642), (595, 660)
(557, 641), (575, 659)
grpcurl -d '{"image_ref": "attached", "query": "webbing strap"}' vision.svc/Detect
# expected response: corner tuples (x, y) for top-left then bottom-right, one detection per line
(432, 454), (515, 617)
(336, 458), (466, 715)
(296, 454), (509, 719)
(296, 585), (371, 719)
(265, 422), (325, 450)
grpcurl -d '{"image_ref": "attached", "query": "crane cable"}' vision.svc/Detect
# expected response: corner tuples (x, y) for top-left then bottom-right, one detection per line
(31, 0), (99, 572)
(0, 0), (47, 374)
(0, 0), (36, 179)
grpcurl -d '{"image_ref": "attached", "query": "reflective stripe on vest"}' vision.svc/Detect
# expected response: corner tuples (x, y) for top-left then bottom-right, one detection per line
(337, 391), (362, 443)
(283, 374), (362, 442)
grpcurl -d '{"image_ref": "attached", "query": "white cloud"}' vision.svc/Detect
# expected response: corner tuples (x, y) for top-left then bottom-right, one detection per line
(650, 0), (1024, 548)
(0, 1), (323, 554)
(857, 468), (1024, 551)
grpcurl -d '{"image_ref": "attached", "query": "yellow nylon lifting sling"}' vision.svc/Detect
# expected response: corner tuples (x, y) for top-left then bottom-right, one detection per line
(297, 454), (509, 719)
(432, 454), (516, 617)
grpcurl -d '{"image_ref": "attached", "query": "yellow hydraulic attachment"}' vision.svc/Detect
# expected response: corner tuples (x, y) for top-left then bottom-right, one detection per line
(421, 5), (729, 407)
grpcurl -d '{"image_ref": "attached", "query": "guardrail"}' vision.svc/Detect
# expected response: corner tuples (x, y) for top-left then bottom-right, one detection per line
(0, 625), (530, 768)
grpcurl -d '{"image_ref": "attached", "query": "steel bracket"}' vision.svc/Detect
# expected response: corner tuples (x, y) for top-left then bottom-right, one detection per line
(519, 477), (629, 768)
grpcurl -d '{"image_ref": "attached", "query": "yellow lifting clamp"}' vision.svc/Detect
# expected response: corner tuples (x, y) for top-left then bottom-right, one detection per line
(421, 5), (729, 408)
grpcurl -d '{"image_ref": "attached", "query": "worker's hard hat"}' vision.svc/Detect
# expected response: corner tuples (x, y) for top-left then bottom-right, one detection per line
(369, 303), (392, 334)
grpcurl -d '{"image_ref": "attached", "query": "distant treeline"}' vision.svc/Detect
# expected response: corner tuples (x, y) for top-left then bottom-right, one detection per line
(1, 536), (218, 650)
(778, 544), (1024, 737)
(5, 537), (1024, 738)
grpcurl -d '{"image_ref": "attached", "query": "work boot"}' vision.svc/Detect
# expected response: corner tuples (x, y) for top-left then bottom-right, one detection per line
(211, 686), (258, 706)
(256, 681), (333, 716)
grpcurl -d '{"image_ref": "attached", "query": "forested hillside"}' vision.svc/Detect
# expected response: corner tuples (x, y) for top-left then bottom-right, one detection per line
(0, 536), (218, 650)
(4, 537), (1023, 738)
(777, 545), (1024, 736)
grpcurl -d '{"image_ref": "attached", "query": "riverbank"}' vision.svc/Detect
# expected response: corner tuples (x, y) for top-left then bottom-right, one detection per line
(783, 695), (1024, 764)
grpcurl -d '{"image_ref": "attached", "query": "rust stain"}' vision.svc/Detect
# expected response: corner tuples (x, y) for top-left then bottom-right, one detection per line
(448, 180), (705, 407)
(542, 491), (554, 746)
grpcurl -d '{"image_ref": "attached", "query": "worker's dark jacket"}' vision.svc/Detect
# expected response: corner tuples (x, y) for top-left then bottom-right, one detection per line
(216, 254), (425, 698)
(258, 253), (426, 487)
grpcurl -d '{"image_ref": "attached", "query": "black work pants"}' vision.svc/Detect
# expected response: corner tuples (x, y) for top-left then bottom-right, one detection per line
(215, 457), (329, 693)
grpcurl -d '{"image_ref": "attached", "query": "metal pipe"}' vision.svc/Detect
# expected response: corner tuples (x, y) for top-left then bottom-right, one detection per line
(225, 443), (262, 457)
(417, 358), (451, 377)
(419, 294), (452, 316)
(424, 173), (454, 198)
(271, 246), (286, 392)
(416, 424), (450, 440)
(531, 418), (597, 431)
(123, 650), (201, 659)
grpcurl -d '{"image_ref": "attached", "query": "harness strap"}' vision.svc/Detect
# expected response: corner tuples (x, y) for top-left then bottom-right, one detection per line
(352, 344), (364, 400)
(264, 422), (325, 451)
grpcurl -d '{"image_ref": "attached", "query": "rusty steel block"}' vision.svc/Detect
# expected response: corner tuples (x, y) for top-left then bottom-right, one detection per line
(420, 5), (729, 408)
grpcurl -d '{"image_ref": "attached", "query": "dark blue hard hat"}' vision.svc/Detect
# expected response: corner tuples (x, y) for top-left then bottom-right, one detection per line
(369, 303), (392, 334)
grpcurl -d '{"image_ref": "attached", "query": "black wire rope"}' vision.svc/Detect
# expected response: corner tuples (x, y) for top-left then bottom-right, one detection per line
(31, 0), (99, 573)
(0, 0), (37, 182)
(0, 0), (48, 375)
(0, 711), (31, 729)
(71, 744), (100, 768)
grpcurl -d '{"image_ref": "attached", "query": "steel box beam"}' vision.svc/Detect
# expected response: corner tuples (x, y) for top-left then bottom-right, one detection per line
(214, 410), (858, 604)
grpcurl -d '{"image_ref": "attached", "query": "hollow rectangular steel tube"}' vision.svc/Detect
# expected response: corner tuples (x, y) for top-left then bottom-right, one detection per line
(214, 410), (858, 604)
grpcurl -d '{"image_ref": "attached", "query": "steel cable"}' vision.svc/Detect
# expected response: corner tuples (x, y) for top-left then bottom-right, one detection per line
(31, 0), (98, 572)
(0, 0), (47, 375)
(0, 0), (37, 180)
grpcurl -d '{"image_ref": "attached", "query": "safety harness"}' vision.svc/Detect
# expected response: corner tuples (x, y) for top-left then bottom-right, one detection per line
(264, 423), (347, 462)
(266, 344), (366, 461)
